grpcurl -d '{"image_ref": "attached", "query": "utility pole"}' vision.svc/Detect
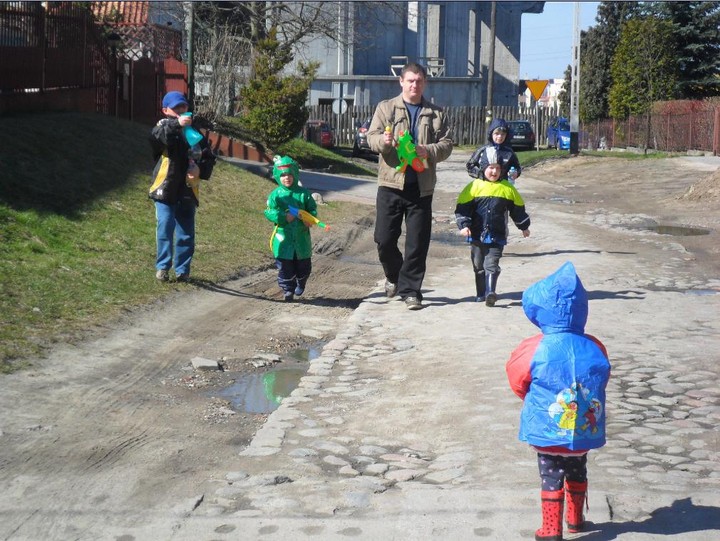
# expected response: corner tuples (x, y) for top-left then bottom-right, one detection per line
(485, 1), (496, 125)
(184, 2), (195, 108)
(569, 2), (581, 154)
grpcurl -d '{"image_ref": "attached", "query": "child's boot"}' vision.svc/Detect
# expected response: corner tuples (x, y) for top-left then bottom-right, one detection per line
(485, 271), (500, 306)
(283, 291), (294, 302)
(535, 489), (564, 541)
(475, 272), (486, 302)
(565, 480), (588, 533)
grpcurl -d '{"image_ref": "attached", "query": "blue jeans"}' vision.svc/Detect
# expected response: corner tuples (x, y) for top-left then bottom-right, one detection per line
(155, 199), (196, 275)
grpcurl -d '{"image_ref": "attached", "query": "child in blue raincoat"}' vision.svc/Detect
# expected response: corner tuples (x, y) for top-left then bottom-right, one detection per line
(506, 262), (611, 541)
(264, 155), (317, 302)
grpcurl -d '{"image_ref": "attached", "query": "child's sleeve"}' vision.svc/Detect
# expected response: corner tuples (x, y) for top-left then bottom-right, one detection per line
(505, 334), (542, 399)
(264, 191), (287, 225)
(149, 118), (183, 161)
(454, 180), (478, 230)
(465, 146), (485, 178)
(509, 194), (530, 232)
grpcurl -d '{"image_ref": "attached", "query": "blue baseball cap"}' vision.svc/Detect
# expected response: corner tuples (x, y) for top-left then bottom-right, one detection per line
(162, 91), (188, 109)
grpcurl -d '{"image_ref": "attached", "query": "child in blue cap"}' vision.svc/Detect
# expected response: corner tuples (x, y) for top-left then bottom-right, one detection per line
(149, 91), (214, 282)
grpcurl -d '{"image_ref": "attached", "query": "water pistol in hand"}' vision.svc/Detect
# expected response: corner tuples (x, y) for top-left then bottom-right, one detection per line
(394, 130), (428, 173)
(180, 112), (204, 146)
(288, 206), (330, 230)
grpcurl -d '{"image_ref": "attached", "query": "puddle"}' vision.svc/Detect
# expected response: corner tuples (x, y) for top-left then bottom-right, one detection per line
(646, 284), (719, 295)
(210, 345), (323, 414)
(629, 224), (710, 236)
(684, 289), (719, 296)
(548, 196), (576, 204)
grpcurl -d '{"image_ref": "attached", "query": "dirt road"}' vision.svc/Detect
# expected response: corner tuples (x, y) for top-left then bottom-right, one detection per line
(1, 152), (718, 539)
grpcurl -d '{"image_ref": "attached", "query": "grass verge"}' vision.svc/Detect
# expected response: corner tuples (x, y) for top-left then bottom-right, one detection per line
(0, 112), (372, 372)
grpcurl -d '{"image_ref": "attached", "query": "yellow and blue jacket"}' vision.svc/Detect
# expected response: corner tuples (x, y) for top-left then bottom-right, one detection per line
(454, 178), (530, 245)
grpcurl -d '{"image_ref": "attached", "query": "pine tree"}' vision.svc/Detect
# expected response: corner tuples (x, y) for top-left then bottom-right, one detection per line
(653, 1), (720, 98)
(239, 28), (318, 149)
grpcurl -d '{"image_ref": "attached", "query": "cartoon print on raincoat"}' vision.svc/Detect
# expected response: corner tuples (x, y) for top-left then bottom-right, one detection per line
(548, 382), (603, 438)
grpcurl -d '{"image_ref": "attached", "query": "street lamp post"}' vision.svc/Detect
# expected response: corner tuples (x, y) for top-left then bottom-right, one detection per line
(107, 32), (122, 118)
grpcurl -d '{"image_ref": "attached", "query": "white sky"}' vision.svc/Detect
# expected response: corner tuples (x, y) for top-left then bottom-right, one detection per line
(520, 1), (600, 80)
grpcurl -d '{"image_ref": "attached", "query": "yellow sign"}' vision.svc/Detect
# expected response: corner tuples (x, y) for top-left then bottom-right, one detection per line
(526, 80), (549, 101)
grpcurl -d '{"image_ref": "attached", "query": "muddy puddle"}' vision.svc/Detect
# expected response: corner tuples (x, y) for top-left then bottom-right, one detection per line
(209, 345), (323, 414)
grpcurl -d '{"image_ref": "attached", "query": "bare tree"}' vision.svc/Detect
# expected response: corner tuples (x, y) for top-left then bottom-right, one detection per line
(194, 24), (253, 120)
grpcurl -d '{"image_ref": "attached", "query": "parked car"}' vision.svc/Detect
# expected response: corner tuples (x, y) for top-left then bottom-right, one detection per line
(547, 117), (571, 150)
(304, 120), (334, 148)
(352, 118), (374, 156)
(506, 120), (536, 150)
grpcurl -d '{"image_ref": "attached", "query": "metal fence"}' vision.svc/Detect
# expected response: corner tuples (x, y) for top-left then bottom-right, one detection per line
(583, 109), (718, 153)
(309, 103), (719, 154)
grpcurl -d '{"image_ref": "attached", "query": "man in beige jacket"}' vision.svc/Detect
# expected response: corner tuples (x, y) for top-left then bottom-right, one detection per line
(367, 62), (453, 310)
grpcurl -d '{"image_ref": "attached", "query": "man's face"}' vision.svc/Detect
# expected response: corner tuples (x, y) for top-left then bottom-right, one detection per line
(484, 164), (501, 181)
(492, 128), (507, 144)
(400, 71), (426, 104)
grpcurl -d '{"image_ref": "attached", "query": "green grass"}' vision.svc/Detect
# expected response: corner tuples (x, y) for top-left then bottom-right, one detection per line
(455, 144), (680, 169)
(0, 112), (372, 372)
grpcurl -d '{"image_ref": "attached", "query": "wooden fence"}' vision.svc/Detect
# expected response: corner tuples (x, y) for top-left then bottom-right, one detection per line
(0, 1), (185, 125)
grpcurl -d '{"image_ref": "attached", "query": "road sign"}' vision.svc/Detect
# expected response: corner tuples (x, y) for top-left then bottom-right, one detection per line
(332, 99), (347, 115)
(526, 80), (549, 101)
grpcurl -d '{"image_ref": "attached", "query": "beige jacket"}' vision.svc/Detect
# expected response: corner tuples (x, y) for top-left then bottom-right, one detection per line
(367, 94), (453, 197)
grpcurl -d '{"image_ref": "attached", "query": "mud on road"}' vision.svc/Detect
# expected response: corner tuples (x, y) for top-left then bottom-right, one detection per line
(1, 153), (719, 538)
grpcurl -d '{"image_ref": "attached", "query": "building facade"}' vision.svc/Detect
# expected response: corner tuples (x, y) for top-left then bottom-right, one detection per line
(289, 1), (545, 108)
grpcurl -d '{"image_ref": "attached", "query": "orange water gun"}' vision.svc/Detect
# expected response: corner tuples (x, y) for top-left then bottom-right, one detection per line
(288, 206), (330, 230)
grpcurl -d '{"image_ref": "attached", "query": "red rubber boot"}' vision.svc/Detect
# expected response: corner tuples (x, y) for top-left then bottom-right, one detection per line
(535, 489), (564, 541)
(565, 480), (588, 533)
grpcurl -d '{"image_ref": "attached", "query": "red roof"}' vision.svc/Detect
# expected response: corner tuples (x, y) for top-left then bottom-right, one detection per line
(91, 1), (149, 26)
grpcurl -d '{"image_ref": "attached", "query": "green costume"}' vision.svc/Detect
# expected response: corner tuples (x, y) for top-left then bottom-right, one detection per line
(264, 156), (318, 259)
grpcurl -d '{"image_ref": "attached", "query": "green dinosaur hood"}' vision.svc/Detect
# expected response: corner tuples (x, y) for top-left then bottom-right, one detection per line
(272, 155), (300, 187)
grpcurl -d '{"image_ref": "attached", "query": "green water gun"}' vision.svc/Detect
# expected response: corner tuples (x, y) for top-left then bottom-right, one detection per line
(394, 129), (428, 173)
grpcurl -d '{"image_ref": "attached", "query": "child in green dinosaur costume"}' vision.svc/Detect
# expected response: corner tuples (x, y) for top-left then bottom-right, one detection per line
(264, 155), (318, 302)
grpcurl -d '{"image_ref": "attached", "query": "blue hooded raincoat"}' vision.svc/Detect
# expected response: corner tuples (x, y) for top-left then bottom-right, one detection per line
(506, 262), (611, 452)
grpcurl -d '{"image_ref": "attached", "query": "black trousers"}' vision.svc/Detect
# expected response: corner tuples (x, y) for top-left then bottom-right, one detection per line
(470, 242), (504, 274)
(275, 256), (311, 293)
(374, 185), (433, 300)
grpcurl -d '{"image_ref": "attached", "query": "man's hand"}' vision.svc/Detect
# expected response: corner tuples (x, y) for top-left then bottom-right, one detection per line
(383, 126), (395, 147)
(415, 144), (428, 158)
